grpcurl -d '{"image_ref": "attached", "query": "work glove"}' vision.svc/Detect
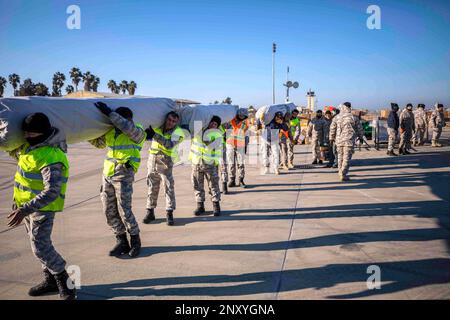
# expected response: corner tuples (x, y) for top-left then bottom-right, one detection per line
(145, 125), (155, 140)
(94, 102), (112, 116)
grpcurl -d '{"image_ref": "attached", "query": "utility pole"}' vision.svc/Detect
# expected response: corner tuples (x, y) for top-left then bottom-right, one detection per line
(272, 42), (276, 104)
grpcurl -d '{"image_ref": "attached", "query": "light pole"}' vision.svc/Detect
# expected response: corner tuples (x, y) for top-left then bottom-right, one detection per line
(272, 42), (276, 104)
(283, 66), (299, 102)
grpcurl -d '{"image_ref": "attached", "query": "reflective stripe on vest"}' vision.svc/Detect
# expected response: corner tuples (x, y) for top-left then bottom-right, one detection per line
(226, 118), (248, 148)
(104, 123), (146, 177)
(14, 144), (69, 212)
(189, 130), (222, 166)
(149, 126), (184, 163)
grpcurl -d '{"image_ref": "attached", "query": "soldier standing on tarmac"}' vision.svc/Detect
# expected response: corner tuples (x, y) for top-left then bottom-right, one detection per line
(429, 103), (447, 147)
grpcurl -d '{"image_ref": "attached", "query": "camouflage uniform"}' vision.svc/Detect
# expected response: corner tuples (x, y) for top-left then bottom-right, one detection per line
(412, 108), (427, 145)
(260, 119), (287, 172)
(89, 112), (145, 236)
(399, 108), (415, 152)
(9, 129), (68, 275)
(329, 104), (364, 179)
(429, 105), (446, 146)
(192, 163), (221, 203)
(147, 126), (183, 211)
(307, 116), (327, 162)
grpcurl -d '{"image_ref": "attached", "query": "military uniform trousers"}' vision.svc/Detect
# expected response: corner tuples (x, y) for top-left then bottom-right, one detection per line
(432, 128), (442, 143)
(412, 127), (426, 145)
(261, 141), (280, 172)
(101, 166), (140, 236)
(24, 211), (66, 275)
(399, 129), (413, 151)
(279, 140), (289, 166)
(337, 145), (353, 177)
(226, 144), (245, 180)
(387, 128), (398, 151)
(147, 153), (176, 211)
(192, 162), (221, 203)
(220, 144), (228, 183)
(311, 137), (321, 161)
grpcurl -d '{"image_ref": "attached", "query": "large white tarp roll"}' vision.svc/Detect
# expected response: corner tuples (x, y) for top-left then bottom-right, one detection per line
(255, 103), (297, 125)
(0, 96), (176, 151)
(180, 104), (239, 136)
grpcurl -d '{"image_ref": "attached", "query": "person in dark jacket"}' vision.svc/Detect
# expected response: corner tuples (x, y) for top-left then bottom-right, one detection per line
(387, 103), (400, 156)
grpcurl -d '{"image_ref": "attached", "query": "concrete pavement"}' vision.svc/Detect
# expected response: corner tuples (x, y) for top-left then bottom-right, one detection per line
(0, 131), (449, 299)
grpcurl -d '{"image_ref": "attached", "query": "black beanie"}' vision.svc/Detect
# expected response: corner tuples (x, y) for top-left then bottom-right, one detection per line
(210, 115), (221, 127)
(115, 107), (133, 119)
(22, 113), (52, 133)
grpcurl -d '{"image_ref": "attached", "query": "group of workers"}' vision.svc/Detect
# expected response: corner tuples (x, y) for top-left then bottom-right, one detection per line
(387, 103), (446, 156)
(5, 101), (447, 300)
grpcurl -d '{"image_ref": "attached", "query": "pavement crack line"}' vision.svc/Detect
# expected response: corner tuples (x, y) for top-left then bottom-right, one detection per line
(274, 148), (308, 299)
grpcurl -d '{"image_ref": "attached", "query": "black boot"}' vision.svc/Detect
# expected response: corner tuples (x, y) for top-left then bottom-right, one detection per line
(54, 270), (76, 300)
(143, 208), (155, 224)
(109, 234), (130, 257)
(213, 202), (221, 216)
(166, 210), (174, 226)
(129, 234), (141, 257)
(28, 268), (58, 297)
(238, 178), (247, 188)
(222, 182), (229, 195)
(312, 159), (318, 164)
(228, 180), (236, 188)
(194, 202), (205, 216)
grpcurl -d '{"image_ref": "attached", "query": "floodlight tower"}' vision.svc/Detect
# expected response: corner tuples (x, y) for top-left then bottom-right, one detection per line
(284, 66), (299, 102)
(272, 42), (276, 104)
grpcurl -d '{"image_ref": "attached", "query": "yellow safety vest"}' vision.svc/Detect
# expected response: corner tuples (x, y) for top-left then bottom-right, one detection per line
(104, 123), (145, 177)
(149, 126), (185, 163)
(14, 144), (69, 212)
(189, 129), (223, 166)
(290, 117), (299, 136)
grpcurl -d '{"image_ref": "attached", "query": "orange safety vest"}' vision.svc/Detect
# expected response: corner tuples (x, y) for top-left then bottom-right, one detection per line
(226, 118), (249, 148)
(280, 128), (289, 139)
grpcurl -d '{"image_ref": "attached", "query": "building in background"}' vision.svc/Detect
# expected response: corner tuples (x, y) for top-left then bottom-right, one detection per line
(306, 89), (316, 112)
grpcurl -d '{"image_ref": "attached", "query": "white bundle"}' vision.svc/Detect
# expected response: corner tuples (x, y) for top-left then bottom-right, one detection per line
(0, 96), (176, 152)
(180, 104), (239, 136)
(255, 103), (297, 125)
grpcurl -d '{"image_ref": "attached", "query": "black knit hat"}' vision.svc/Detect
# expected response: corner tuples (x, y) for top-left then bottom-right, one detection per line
(22, 113), (52, 133)
(210, 115), (221, 126)
(115, 107), (133, 119)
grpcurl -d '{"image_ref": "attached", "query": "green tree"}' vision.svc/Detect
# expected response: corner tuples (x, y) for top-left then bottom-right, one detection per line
(69, 67), (82, 91)
(91, 76), (100, 92)
(8, 73), (21, 96)
(52, 72), (66, 96)
(107, 80), (118, 93)
(18, 78), (36, 96)
(213, 100), (219, 104)
(35, 83), (50, 96)
(119, 80), (129, 94)
(222, 97), (232, 104)
(128, 81), (137, 95)
(82, 71), (93, 91)
(65, 85), (75, 94)
(0, 76), (7, 97)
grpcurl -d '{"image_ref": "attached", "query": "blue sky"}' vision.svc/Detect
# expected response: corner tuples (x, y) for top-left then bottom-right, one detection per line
(0, 0), (449, 109)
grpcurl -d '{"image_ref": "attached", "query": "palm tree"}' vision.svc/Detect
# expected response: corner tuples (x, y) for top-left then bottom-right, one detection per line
(91, 76), (100, 92)
(69, 67), (82, 91)
(18, 78), (35, 96)
(52, 72), (66, 96)
(222, 97), (232, 104)
(82, 71), (93, 91)
(8, 74), (21, 96)
(119, 80), (129, 94)
(65, 85), (75, 94)
(107, 80), (118, 94)
(128, 81), (137, 95)
(0, 76), (7, 97)
(35, 83), (50, 96)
